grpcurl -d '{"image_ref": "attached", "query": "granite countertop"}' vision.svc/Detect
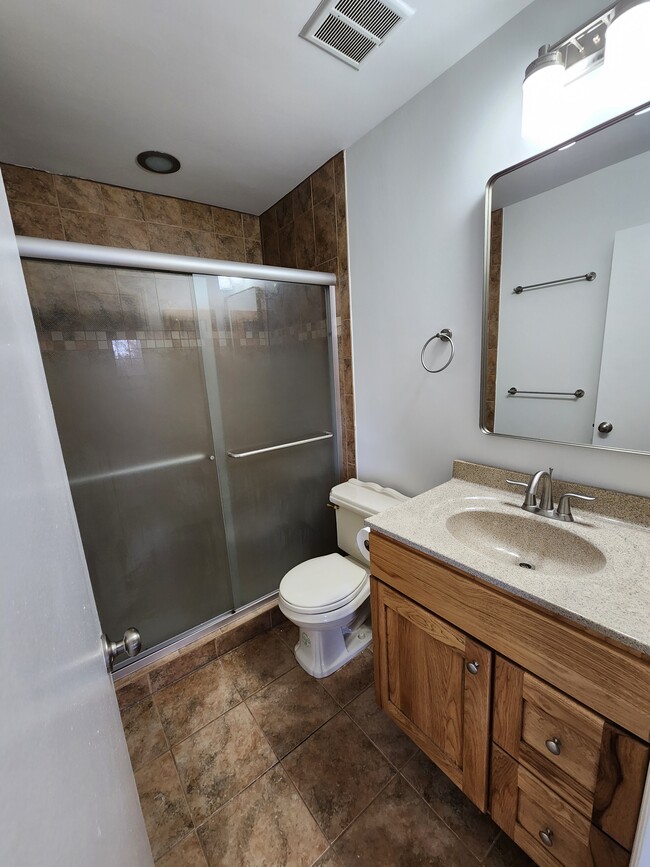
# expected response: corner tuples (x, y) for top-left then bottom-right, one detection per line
(366, 476), (650, 657)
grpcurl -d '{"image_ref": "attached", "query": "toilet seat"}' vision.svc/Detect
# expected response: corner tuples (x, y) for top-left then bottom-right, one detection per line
(279, 553), (368, 615)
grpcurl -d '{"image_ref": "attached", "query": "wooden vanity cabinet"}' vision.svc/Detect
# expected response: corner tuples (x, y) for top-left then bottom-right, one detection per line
(370, 531), (650, 867)
(371, 579), (492, 810)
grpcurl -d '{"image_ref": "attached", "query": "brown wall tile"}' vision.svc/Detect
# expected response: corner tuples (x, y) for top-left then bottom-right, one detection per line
(214, 234), (246, 261)
(55, 175), (105, 214)
(10, 201), (64, 240)
(101, 185), (145, 220)
(245, 238), (263, 264)
(180, 200), (212, 232)
(147, 222), (217, 258)
(242, 213), (261, 240)
(1, 163), (57, 207)
(259, 152), (353, 479)
(62, 210), (150, 249)
(142, 192), (183, 226)
(211, 206), (243, 237)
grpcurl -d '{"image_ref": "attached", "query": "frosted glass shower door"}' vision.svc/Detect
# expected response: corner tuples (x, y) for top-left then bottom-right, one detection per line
(23, 260), (234, 655)
(195, 276), (338, 607)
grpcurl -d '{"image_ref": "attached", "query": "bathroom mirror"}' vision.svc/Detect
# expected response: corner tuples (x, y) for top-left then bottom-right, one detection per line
(481, 101), (650, 455)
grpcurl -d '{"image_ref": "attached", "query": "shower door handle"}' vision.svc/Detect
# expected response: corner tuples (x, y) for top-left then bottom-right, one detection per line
(102, 627), (142, 672)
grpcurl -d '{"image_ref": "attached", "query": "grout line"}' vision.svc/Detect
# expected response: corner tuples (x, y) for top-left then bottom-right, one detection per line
(398, 766), (484, 864)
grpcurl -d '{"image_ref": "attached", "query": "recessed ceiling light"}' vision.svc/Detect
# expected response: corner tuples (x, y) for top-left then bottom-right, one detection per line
(136, 151), (181, 174)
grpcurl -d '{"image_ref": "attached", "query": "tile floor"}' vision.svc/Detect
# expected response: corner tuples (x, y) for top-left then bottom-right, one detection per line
(121, 619), (535, 866)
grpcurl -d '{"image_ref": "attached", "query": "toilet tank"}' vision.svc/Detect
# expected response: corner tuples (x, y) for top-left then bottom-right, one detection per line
(329, 478), (408, 559)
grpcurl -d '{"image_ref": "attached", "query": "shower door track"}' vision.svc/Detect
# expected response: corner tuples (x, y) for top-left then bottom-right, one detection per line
(16, 236), (336, 285)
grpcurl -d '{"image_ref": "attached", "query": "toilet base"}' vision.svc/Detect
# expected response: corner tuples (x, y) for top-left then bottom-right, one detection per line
(292, 601), (372, 679)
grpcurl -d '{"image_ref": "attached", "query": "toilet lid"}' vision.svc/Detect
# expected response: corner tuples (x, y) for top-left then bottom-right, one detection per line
(279, 553), (368, 614)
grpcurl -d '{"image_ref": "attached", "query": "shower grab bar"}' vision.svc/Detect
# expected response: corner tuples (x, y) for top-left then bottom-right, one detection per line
(227, 431), (333, 459)
(513, 271), (596, 294)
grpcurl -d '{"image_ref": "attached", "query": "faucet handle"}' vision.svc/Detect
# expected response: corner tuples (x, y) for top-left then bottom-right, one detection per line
(554, 492), (595, 522)
(506, 478), (537, 509)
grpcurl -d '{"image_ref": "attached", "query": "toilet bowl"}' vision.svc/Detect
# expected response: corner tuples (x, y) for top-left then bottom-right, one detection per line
(279, 478), (408, 678)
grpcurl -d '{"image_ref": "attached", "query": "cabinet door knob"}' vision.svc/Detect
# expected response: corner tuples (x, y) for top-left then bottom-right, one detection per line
(597, 421), (613, 433)
(545, 737), (561, 756)
(466, 660), (480, 675)
(539, 828), (554, 847)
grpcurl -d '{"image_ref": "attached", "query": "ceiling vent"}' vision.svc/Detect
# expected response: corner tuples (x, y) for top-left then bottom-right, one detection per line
(301, 0), (415, 70)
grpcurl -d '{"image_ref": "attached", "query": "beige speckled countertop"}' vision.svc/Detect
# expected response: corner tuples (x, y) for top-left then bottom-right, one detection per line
(366, 476), (650, 657)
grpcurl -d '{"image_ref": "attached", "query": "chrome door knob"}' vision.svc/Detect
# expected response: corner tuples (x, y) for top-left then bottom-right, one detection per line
(597, 421), (613, 433)
(466, 660), (480, 675)
(102, 627), (142, 672)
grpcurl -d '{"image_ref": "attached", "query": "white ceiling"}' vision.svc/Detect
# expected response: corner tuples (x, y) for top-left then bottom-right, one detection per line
(0, 0), (533, 214)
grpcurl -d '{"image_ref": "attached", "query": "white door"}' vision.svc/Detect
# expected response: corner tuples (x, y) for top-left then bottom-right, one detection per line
(0, 173), (153, 864)
(592, 223), (650, 451)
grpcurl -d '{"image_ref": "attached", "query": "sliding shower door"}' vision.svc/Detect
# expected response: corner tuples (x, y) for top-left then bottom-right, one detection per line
(23, 260), (233, 653)
(195, 275), (338, 607)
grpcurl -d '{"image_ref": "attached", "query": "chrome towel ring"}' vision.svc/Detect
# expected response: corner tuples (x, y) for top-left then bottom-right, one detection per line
(420, 328), (454, 373)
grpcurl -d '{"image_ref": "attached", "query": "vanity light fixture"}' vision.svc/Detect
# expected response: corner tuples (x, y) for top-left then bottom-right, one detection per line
(136, 151), (181, 174)
(522, 1), (650, 145)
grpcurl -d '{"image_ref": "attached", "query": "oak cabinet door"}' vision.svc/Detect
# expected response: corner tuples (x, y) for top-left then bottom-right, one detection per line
(371, 578), (492, 810)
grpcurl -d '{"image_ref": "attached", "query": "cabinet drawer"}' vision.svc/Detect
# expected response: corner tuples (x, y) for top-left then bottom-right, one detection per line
(490, 744), (629, 867)
(493, 655), (649, 851)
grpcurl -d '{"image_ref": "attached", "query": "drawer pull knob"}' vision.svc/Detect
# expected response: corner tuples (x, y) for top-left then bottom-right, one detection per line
(539, 828), (554, 847)
(545, 737), (561, 756)
(466, 660), (480, 675)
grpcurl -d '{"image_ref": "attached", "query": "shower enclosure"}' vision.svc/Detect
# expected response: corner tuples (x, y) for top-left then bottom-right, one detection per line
(18, 238), (340, 667)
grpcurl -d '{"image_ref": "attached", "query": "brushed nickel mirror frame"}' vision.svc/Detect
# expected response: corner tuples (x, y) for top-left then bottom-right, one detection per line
(480, 98), (650, 456)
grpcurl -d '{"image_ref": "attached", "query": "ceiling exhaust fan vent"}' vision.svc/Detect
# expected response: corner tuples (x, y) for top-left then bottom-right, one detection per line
(301, 0), (415, 70)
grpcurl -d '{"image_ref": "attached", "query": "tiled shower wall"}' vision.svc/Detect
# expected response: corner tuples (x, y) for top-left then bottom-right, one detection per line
(259, 153), (355, 479)
(1, 163), (262, 263)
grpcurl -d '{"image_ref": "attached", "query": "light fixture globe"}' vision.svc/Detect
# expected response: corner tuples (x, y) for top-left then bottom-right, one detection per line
(522, 46), (567, 144)
(606, 0), (650, 112)
(136, 151), (181, 174)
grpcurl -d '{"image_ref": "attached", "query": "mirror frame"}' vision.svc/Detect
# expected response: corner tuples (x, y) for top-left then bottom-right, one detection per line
(480, 97), (650, 456)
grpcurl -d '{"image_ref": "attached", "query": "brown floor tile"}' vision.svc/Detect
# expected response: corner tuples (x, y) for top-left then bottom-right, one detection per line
(346, 687), (417, 769)
(402, 751), (499, 860)
(320, 649), (374, 706)
(332, 775), (478, 866)
(313, 850), (343, 866)
(197, 765), (327, 867)
(282, 711), (395, 842)
(221, 631), (296, 698)
(173, 703), (276, 823)
(155, 658), (241, 744)
(155, 831), (208, 867)
(483, 832), (536, 866)
(121, 696), (168, 771)
(134, 752), (193, 861)
(247, 666), (339, 758)
(214, 609), (271, 656)
(150, 641), (217, 692)
(271, 618), (299, 650)
(116, 673), (151, 710)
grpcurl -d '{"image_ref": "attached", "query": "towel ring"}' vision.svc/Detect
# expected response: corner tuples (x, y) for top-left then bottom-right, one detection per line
(420, 329), (454, 373)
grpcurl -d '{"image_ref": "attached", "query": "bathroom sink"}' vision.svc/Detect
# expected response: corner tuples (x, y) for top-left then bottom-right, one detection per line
(445, 510), (606, 576)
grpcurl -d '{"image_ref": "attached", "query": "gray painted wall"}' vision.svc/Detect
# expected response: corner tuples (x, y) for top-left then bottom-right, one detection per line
(346, 0), (650, 498)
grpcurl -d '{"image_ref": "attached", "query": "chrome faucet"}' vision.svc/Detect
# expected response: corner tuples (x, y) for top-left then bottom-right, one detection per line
(507, 467), (595, 522)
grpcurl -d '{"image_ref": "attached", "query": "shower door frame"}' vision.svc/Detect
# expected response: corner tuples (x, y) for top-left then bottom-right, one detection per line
(17, 235), (341, 676)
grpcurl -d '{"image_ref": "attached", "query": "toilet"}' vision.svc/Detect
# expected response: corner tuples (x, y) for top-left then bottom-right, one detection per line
(279, 478), (409, 678)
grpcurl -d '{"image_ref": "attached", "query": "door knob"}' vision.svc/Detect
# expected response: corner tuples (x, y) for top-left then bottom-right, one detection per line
(597, 421), (613, 433)
(466, 660), (480, 675)
(102, 627), (142, 672)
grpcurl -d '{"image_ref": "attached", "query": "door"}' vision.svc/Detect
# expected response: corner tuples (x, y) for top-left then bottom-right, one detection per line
(0, 174), (153, 863)
(371, 579), (492, 810)
(194, 275), (338, 607)
(21, 260), (234, 655)
(592, 223), (650, 450)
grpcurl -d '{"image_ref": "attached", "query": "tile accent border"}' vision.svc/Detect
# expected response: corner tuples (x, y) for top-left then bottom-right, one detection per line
(453, 459), (650, 527)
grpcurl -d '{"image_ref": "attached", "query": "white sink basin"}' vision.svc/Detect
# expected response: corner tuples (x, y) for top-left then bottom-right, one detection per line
(445, 510), (607, 576)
